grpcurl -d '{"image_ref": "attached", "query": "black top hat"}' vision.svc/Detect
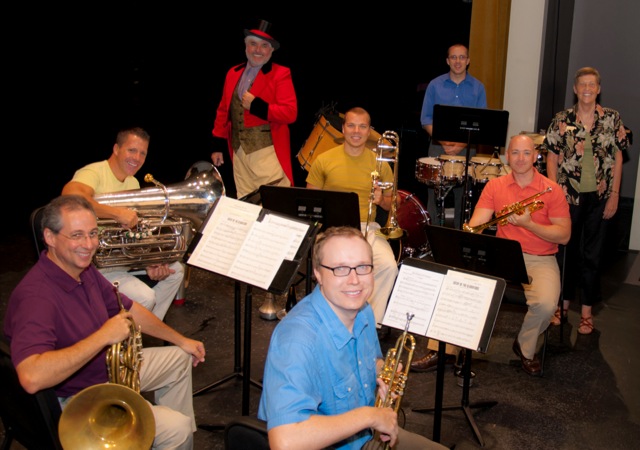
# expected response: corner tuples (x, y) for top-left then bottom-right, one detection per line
(244, 19), (280, 50)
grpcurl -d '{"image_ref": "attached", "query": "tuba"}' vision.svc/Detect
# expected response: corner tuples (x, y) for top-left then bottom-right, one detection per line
(93, 161), (224, 270)
(365, 131), (404, 240)
(58, 282), (155, 450)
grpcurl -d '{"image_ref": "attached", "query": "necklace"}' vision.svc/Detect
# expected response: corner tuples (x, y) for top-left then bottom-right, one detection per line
(578, 110), (595, 130)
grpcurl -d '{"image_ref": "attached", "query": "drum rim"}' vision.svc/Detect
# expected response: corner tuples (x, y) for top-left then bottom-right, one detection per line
(438, 154), (467, 162)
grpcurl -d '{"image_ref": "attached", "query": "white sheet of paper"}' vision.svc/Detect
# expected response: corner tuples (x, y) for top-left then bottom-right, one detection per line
(382, 264), (497, 351)
(187, 196), (310, 290)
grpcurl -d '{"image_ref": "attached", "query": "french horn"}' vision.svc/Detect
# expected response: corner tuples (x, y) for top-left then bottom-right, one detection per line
(58, 282), (155, 450)
(93, 161), (224, 270)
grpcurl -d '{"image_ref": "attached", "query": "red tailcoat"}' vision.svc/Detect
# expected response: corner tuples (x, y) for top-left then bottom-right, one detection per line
(212, 61), (297, 184)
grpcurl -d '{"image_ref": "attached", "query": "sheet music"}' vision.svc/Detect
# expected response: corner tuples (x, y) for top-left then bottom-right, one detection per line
(382, 264), (445, 335)
(428, 270), (496, 351)
(187, 196), (311, 290)
(382, 264), (497, 352)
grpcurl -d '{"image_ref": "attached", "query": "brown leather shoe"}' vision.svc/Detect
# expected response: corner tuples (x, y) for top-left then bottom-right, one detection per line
(512, 338), (541, 376)
(410, 350), (455, 373)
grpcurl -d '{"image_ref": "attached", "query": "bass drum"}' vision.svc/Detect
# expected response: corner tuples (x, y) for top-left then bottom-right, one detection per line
(297, 114), (344, 171)
(395, 190), (431, 262)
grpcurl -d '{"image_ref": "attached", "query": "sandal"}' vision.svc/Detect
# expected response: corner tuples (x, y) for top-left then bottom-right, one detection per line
(578, 316), (594, 335)
(550, 307), (569, 326)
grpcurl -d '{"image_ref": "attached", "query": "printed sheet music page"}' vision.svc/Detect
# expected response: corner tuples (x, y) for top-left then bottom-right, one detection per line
(382, 264), (497, 351)
(187, 196), (310, 290)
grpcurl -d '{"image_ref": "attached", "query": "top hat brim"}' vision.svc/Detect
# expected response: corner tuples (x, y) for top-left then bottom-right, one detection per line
(244, 29), (280, 50)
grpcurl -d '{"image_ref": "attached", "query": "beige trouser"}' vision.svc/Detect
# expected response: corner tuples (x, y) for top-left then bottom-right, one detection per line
(362, 222), (399, 325)
(233, 145), (290, 199)
(140, 346), (196, 450)
(363, 427), (448, 449)
(517, 254), (560, 359)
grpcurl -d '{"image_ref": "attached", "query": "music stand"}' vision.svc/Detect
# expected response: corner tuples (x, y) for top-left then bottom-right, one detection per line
(260, 186), (361, 297)
(185, 197), (320, 430)
(432, 105), (509, 229)
(412, 225), (530, 446)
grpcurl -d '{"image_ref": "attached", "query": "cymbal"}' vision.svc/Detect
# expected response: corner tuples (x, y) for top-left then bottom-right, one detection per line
(518, 132), (545, 146)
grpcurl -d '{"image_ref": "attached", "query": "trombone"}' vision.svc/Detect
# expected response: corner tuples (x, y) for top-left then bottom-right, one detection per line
(365, 131), (404, 240)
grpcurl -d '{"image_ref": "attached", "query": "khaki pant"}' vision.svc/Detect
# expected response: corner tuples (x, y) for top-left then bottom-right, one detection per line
(233, 145), (290, 199)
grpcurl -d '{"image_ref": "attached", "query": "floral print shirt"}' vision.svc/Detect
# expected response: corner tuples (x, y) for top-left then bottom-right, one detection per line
(542, 103), (629, 205)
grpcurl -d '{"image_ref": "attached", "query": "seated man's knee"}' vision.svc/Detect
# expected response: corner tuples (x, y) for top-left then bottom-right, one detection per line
(125, 282), (156, 311)
(153, 407), (193, 447)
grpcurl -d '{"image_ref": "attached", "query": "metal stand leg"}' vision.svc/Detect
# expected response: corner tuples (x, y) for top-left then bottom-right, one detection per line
(413, 346), (497, 446)
(194, 281), (263, 431)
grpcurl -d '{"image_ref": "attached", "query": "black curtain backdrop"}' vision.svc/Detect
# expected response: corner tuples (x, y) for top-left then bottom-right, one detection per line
(5, 4), (472, 234)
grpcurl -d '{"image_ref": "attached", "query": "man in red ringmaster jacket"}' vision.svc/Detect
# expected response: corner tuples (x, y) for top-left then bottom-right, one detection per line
(210, 19), (297, 199)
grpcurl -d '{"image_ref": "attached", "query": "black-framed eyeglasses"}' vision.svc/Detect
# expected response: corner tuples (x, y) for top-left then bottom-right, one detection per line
(319, 264), (373, 277)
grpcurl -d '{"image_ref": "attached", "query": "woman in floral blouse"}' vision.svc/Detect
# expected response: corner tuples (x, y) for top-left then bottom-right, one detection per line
(543, 67), (630, 335)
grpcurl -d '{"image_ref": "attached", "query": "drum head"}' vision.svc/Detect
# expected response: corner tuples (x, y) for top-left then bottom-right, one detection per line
(395, 190), (431, 261)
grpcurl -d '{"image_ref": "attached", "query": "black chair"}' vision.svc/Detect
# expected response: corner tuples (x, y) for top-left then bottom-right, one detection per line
(0, 340), (63, 450)
(224, 416), (269, 450)
(30, 205), (46, 258)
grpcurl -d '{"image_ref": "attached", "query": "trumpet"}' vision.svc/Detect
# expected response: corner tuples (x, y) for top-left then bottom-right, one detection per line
(374, 313), (416, 449)
(463, 187), (552, 233)
(365, 131), (404, 240)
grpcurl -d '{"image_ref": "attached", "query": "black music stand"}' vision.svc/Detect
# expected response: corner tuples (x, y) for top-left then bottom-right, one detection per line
(184, 197), (320, 431)
(383, 257), (505, 446)
(432, 105), (509, 229)
(260, 186), (361, 297)
(412, 225), (530, 446)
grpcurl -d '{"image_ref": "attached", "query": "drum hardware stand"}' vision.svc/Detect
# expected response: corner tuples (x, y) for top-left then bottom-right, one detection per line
(433, 183), (456, 227)
(276, 276), (304, 320)
(194, 281), (263, 431)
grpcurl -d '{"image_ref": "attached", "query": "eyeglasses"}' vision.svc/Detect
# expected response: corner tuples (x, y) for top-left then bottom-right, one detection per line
(58, 230), (100, 241)
(448, 55), (468, 61)
(319, 264), (373, 277)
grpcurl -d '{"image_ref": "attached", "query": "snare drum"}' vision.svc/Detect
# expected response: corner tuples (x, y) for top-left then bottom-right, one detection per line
(415, 157), (442, 185)
(469, 156), (508, 183)
(438, 154), (467, 183)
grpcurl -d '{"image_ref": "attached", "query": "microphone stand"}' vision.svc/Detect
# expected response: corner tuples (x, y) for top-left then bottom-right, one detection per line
(459, 130), (473, 230)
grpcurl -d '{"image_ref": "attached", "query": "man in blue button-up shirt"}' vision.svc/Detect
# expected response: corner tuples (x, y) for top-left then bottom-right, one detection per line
(258, 226), (447, 450)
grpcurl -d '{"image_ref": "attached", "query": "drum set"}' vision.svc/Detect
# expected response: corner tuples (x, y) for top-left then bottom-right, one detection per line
(415, 153), (510, 226)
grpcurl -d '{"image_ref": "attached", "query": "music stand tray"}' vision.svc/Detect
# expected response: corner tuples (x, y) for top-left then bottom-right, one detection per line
(425, 224), (530, 285)
(260, 185), (361, 231)
(432, 105), (509, 148)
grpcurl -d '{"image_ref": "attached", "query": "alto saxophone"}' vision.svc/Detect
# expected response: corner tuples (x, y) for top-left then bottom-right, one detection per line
(374, 313), (416, 449)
